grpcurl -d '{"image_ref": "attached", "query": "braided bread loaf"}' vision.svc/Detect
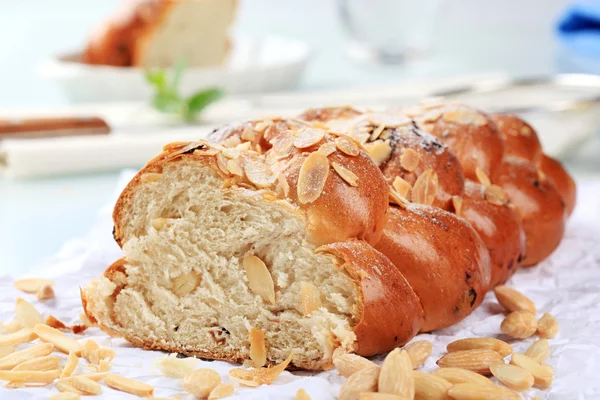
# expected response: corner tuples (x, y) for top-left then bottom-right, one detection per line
(82, 101), (574, 370)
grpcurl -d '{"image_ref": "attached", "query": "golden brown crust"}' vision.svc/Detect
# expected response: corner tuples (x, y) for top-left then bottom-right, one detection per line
(374, 205), (491, 332)
(491, 114), (543, 163)
(460, 181), (526, 286)
(495, 157), (567, 266)
(320, 240), (424, 357)
(540, 154), (576, 216)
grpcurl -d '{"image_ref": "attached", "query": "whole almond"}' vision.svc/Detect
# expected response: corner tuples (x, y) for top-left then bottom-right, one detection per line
(510, 353), (553, 388)
(525, 339), (549, 362)
(493, 286), (536, 314)
(404, 340), (432, 368)
(432, 368), (495, 386)
(489, 361), (534, 391)
(500, 311), (537, 339)
(413, 371), (452, 400)
(537, 313), (559, 338)
(359, 394), (409, 400)
(334, 353), (377, 378)
(379, 349), (414, 398)
(447, 383), (520, 400)
(436, 349), (503, 375)
(338, 365), (380, 400)
(447, 338), (512, 358)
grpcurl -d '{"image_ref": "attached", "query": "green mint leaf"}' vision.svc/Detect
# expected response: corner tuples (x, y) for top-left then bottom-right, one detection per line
(145, 69), (166, 90)
(185, 88), (224, 119)
(152, 93), (182, 113)
(171, 58), (187, 92)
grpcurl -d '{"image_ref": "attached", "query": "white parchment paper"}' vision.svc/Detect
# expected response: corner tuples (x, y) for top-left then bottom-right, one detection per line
(1, 171), (599, 399)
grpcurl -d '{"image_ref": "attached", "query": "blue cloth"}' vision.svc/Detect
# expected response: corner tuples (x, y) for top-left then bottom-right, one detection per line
(557, 1), (600, 58)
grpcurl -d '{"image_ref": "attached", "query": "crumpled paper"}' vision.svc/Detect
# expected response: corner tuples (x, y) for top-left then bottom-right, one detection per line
(1, 171), (600, 399)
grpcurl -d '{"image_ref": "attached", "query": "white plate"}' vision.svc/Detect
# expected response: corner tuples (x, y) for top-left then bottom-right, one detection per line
(39, 36), (311, 103)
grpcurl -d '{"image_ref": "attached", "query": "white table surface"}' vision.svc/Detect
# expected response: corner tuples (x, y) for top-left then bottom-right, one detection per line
(1, 0), (599, 275)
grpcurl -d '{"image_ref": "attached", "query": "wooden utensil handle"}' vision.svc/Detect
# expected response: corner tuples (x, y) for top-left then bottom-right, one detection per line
(0, 116), (111, 139)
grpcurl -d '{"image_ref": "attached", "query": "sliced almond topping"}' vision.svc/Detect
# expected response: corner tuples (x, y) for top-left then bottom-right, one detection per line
(318, 141), (337, 156)
(404, 340), (432, 368)
(335, 136), (360, 156)
(367, 113), (411, 128)
(475, 167), (491, 187)
(300, 282), (322, 316)
(364, 140), (392, 166)
(209, 384), (236, 400)
(447, 338), (512, 358)
(33, 324), (82, 355)
(71, 375), (102, 395)
(249, 328), (267, 368)
(254, 120), (272, 133)
(243, 255), (276, 304)
(241, 125), (257, 142)
(490, 361), (534, 392)
(172, 271), (202, 297)
(338, 365), (380, 400)
(392, 176), (412, 199)
(443, 109), (488, 126)
(0, 343), (54, 370)
(152, 217), (168, 231)
(520, 125), (532, 136)
(297, 151), (330, 204)
(369, 125), (386, 141)
(0, 328), (37, 347)
(60, 352), (79, 379)
(244, 158), (278, 189)
(485, 184), (508, 206)
(332, 162), (359, 187)
(537, 313), (559, 338)
(229, 352), (293, 387)
(400, 148), (421, 172)
(223, 134), (243, 147)
(525, 339), (549, 362)
(493, 286), (536, 314)
(215, 153), (231, 175)
(194, 148), (219, 156)
(12, 355), (61, 372)
(0, 369), (59, 384)
(294, 128), (326, 149)
(271, 131), (296, 155)
(333, 353), (377, 378)
(227, 158), (244, 177)
(154, 354), (198, 378)
(13, 279), (54, 294)
(411, 169), (438, 206)
(420, 97), (445, 109)
(389, 188), (408, 208)
(277, 173), (290, 197)
(420, 109), (444, 123)
(15, 298), (43, 328)
(378, 349), (414, 398)
(105, 373), (154, 397)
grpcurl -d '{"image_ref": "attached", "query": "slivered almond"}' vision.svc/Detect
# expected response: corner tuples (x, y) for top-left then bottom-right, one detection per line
(475, 167), (491, 187)
(295, 388), (312, 400)
(294, 128), (326, 148)
(364, 140), (392, 165)
(405, 340), (432, 368)
(98, 359), (111, 372)
(300, 282), (322, 316)
(493, 286), (536, 314)
(244, 158), (278, 188)
(0, 347), (14, 358)
(105, 373), (154, 397)
(447, 383), (519, 400)
(317, 142), (337, 156)
(36, 284), (55, 300)
(359, 394), (407, 400)
(332, 162), (359, 187)
(249, 328), (267, 368)
(297, 151), (330, 204)
(510, 353), (553, 388)
(13, 279), (54, 294)
(392, 176), (412, 199)
(140, 172), (162, 183)
(411, 169), (438, 205)
(379, 349), (414, 398)
(443, 109), (488, 126)
(89, 348), (116, 365)
(80, 340), (99, 361)
(0, 343), (54, 370)
(15, 298), (43, 328)
(209, 383), (236, 399)
(33, 324), (82, 355)
(484, 184), (508, 206)
(50, 393), (81, 400)
(229, 351), (293, 387)
(436, 349), (503, 375)
(452, 196), (463, 215)
(490, 361), (534, 391)
(0, 369), (59, 384)
(413, 371), (452, 400)
(500, 311), (537, 339)
(71, 375), (102, 395)
(12, 356), (61, 371)
(56, 381), (85, 394)
(61, 351), (79, 378)
(400, 148), (421, 172)
(216, 152), (231, 175)
(0, 328), (37, 347)
(333, 353), (377, 378)
(46, 315), (68, 331)
(172, 271), (201, 297)
(182, 368), (221, 396)
(227, 158), (244, 176)
(243, 255), (276, 304)
(537, 313), (559, 338)
(525, 339), (549, 362)
(338, 365), (380, 400)
(152, 217), (168, 230)
(433, 368), (494, 386)
(335, 136), (360, 156)
(447, 338), (512, 358)
(1, 321), (21, 334)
